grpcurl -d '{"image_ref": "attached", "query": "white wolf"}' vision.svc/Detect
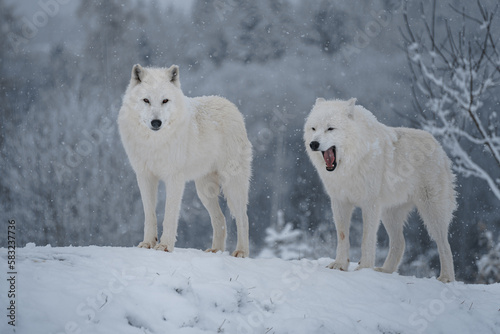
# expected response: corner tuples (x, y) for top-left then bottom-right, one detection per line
(304, 98), (457, 282)
(118, 64), (252, 257)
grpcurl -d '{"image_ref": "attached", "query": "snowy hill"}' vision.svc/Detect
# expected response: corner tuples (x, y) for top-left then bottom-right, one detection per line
(1, 245), (499, 334)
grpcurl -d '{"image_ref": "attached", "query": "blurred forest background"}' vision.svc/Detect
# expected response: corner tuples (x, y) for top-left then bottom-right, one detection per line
(1, 0), (499, 283)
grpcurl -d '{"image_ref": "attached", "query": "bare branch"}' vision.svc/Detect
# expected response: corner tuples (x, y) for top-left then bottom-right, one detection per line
(449, 4), (483, 24)
(405, 0), (500, 201)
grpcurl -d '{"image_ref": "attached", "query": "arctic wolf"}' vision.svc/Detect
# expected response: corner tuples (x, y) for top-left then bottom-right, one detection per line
(304, 98), (456, 282)
(118, 64), (252, 257)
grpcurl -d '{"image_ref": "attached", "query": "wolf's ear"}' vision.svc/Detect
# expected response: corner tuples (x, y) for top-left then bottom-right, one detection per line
(347, 98), (356, 119)
(315, 97), (326, 104)
(167, 65), (180, 88)
(132, 64), (144, 85)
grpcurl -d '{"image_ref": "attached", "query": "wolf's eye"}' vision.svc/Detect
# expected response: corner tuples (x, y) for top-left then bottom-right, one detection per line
(162, 99), (169, 104)
(312, 127), (316, 131)
(143, 98), (150, 104)
(328, 127), (335, 131)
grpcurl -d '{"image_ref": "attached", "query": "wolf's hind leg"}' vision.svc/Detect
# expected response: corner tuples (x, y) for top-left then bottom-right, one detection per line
(195, 173), (226, 253)
(222, 174), (250, 258)
(417, 200), (455, 283)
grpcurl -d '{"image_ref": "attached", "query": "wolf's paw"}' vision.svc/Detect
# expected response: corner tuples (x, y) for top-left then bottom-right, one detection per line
(374, 267), (392, 273)
(437, 275), (454, 283)
(137, 241), (155, 249)
(354, 264), (372, 271)
(231, 249), (248, 258)
(327, 261), (348, 271)
(205, 248), (223, 254)
(153, 243), (173, 252)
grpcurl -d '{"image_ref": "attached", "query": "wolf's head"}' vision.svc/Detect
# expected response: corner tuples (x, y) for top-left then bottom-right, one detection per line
(304, 98), (358, 172)
(123, 64), (187, 132)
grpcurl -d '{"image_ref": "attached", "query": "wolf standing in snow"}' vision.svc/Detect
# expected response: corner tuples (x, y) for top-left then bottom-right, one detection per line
(304, 98), (456, 282)
(118, 64), (252, 257)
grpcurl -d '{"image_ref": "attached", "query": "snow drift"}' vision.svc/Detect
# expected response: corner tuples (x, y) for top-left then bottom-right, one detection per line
(1, 245), (499, 334)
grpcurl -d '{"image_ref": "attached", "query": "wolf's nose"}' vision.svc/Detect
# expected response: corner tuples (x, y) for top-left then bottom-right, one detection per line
(309, 141), (320, 151)
(151, 119), (162, 130)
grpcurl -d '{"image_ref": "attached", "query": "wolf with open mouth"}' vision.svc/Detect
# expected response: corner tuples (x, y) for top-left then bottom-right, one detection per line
(304, 98), (457, 283)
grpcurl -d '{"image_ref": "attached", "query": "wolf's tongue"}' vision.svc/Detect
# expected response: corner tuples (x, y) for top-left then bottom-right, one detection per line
(323, 147), (336, 169)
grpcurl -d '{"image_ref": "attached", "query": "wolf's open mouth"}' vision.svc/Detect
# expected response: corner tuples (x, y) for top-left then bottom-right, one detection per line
(322, 146), (337, 172)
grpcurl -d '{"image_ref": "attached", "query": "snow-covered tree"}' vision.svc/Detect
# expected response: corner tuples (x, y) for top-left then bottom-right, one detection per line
(259, 210), (309, 260)
(298, 0), (350, 55)
(476, 229), (500, 284)
(402, 0), (500, 201)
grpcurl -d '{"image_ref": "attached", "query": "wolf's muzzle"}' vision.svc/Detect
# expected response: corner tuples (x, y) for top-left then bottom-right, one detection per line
(151, 119), (162, 131)
(309, 141), (320, 151)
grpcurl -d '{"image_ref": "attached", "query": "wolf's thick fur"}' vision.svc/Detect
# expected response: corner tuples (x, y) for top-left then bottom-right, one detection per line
(304, 98), (456, 282)
(118, 64), (252, 257)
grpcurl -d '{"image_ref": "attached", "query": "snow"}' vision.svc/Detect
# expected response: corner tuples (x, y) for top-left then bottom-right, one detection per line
(2, 245), (500, 334)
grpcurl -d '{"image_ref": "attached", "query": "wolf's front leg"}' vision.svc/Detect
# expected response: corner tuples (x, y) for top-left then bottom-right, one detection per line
(136, 172), (159, 248)
(155, 177), (185, 252)
(328, 201), (354, 271)
(357, 204), (381, 270)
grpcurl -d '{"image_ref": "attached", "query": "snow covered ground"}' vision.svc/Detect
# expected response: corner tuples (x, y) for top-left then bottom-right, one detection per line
(1, 245), (499, 334)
